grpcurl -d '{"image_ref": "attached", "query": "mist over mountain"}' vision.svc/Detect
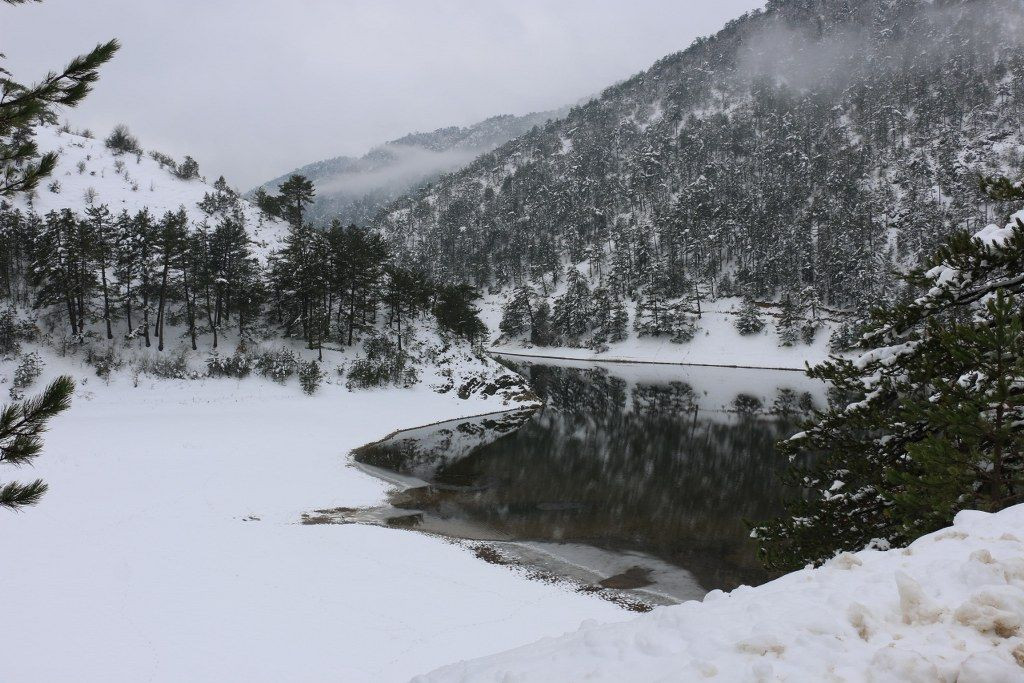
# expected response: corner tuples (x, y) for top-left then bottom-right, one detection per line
(253, 109), (567, 226)
(376, 0), (1024, 316)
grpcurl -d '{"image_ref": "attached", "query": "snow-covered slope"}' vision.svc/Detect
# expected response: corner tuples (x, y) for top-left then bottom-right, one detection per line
(14, 126), (287, 258)
(416, 504), (1024, 682)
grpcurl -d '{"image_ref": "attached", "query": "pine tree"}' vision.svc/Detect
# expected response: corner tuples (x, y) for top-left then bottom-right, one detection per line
(84, 204), (115, 339)
(634, 274), (673, 337)
(776, 294), (802, 347)
(590, 286), (628, 349)
(552, 268), (592, 343)
(499, 285), (536, 341)
(734, 294), (765, 335)
(275, 175), (316, 229)
(753, 186), (1024, 571)
(382, 266), (430, 354)
(532, 299), (554, 346)
(31, 209), (95, 336)
(153, 210), (187, 351)
(112, 210), (143, 337)
(669, 303), (699, 344)
(433, 284), (487, 344)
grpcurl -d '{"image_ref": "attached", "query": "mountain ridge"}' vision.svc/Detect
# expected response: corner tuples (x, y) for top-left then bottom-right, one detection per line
(252, 108), (568, 226)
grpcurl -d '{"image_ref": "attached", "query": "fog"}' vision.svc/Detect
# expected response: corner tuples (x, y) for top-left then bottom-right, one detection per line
(736, 0), (1024, 93)
(315, 146), (481, 198)
(2, 0), (765, 189)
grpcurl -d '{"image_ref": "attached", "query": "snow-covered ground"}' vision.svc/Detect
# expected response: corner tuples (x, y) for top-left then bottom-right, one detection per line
(480, 296), (836, 370)
(417, 504), (1024, 682)
(0, 351), (622, 682)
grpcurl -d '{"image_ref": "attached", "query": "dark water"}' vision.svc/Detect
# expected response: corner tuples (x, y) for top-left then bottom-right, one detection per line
(353, 359), (825, 597)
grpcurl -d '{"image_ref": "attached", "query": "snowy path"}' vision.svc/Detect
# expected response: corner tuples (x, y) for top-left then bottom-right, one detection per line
(0, 364), (621, 682)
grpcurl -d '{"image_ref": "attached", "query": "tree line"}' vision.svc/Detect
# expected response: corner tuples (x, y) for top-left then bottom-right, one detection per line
(0, 173), (486, 361)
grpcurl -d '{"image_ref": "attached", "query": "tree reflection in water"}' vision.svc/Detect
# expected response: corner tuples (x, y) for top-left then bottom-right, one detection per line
(356, 360), (823, 592)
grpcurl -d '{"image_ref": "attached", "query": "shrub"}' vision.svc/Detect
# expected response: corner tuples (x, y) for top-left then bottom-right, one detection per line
(0, 309), (37, 355)
(10, 351), (44, 399)
(299, 360), (324, 395)
(174, 155), (200, 180)
(105, 124), (141, 155)
(149, 150), (177, 171)
(252, 347), (299, 383)
(86, 344), (123, 381)
(206, 351), (252, 378)
(346, 335), (417, 389)
(136, 350), (194, 379)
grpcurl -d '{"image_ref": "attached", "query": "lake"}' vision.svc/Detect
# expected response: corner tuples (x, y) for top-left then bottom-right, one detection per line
(342, 358), (826, 607)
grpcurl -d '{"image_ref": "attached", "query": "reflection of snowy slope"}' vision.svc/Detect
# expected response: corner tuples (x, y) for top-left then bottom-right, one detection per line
(356, 409), (535, 481)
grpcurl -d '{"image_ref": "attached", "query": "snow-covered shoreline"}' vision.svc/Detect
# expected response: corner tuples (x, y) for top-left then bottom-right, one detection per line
(479, 296), (837, 371)
(0, 352), (623, 682)
(491, 347), (810, 372)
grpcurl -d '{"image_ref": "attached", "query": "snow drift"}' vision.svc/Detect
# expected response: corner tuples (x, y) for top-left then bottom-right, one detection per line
(416, 504), (1024, 682)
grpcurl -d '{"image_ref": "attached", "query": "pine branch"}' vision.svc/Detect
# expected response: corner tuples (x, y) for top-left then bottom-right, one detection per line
(0, 39), (120, 128)
(0, 375), (74, 466)
(979, 174), (1024, 202)
(0, 479), (47, 510)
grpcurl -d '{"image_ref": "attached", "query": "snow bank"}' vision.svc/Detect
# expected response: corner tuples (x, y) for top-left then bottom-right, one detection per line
(416, 505), (1024, 682)
(975, 209), (1024, 248)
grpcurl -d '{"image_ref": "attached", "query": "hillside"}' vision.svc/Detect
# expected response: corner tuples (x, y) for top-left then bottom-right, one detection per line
(252, 109), (565, 226)
(376, 0), (1024, 351)
(14, 126), (287, 259)
(0, 124), (532, 406)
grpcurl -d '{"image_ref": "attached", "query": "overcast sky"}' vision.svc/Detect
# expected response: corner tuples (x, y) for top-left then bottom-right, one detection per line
(4, 1), (764, 189)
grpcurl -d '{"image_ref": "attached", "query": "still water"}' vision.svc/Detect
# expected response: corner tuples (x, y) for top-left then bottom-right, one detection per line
(348, 358), (826, 605)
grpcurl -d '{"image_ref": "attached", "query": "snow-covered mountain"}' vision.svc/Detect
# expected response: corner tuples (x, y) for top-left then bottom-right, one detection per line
(14, 126), (287, 259)
(252, 109), (566, 226)
(376, 0), (1024, 312)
